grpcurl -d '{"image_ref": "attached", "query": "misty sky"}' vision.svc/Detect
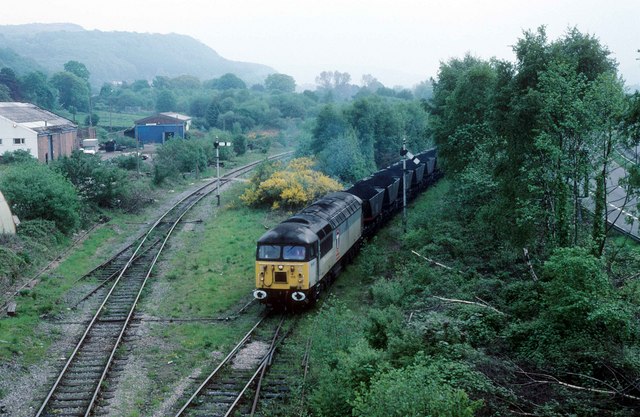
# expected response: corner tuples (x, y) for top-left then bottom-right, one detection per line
(1, 0), (638, 88)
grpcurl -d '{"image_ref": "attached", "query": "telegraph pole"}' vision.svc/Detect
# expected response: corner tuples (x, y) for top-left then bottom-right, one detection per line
(402, 138), (407, 233)
(214, 137), (231, 206)
(400, 137), (421, 234)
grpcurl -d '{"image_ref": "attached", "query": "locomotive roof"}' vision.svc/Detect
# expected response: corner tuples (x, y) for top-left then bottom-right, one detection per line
(257, 222), (318, 245)
(257, 192), (362, 244)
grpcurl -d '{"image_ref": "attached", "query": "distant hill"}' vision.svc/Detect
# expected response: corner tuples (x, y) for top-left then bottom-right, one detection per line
(0, 23), (275, 88)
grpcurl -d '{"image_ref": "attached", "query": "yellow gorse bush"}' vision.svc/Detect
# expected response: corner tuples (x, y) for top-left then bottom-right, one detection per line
(241, 158), (342, 209)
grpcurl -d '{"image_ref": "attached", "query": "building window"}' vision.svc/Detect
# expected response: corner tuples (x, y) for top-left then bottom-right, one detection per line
(13, 138), (25, 145)
(0, 139), (3, 144)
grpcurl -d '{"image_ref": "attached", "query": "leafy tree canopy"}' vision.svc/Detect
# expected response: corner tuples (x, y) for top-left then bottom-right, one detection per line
(265, 73), (296, 93)
(241, 158), (342, 209)
(0, 161), (80, 233)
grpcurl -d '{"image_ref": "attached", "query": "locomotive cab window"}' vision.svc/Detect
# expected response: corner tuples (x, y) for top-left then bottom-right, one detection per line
(257, 245), (280, 260)
(283, 245), (306, 261)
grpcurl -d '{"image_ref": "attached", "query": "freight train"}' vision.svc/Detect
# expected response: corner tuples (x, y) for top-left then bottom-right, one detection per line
(252, 148), (440, 307)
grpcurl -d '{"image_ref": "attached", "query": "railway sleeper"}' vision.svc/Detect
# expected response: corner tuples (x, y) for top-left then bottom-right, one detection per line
(63, 368), (104, 377)
(203, 389), (240, 397)
(65, 364), (106, 372)
(55, 385), (95, 396)
(48, 398), (91, 409)
(52, 391), (93, 401)
(57, 377), (100, 387)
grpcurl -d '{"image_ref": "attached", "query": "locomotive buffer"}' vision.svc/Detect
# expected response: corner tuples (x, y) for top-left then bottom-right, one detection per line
(400, 138), (420, 233)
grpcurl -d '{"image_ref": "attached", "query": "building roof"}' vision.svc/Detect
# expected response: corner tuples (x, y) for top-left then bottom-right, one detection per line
(160, 112), (191, 121)
(135, 114), (183, 125)
(0, 102), (75, 133)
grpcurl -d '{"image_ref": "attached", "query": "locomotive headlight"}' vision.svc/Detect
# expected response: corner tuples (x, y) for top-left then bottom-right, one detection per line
(290, 266), (295, 272)
(298, 273), (303, 283)
(278, 265), (283, 270)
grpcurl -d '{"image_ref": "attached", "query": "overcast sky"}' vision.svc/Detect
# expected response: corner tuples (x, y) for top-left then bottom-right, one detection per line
(1, 0), (638, 88)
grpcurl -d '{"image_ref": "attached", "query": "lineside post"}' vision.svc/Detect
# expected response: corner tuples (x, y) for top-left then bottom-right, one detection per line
(400, 138), (420, 234)
(402, 138), (407, 233)
(213, 138), (231, 206)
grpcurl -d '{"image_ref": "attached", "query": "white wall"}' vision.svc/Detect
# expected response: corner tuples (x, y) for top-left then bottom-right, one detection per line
(0, 115), (38, 157)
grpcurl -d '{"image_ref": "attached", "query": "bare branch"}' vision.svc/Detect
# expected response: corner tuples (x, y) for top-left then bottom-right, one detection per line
(432, 296), (506, 315)
(515, 368), (640, 401)
(411, 250), (463, 274)
(522, 248), (539, 281)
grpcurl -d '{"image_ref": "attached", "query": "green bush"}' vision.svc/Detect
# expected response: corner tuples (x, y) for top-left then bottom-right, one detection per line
(53, 151), (130, 208)
(153, 138), (208, 183)
(0, 162), (80, 233)
(511, 247), (638, 369)
(0, 149), (37, 164)
(351, 358), (482, 417)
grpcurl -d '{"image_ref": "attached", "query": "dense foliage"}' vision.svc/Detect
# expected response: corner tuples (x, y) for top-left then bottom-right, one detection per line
(298, 27), (640, 417)
(240, 158), (342, 209)
(300, 96), (432, 183)
(0, 160), (81, 234)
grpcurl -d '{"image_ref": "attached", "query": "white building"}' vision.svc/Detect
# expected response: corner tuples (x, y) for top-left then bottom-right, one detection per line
(0, 102), (77, 163)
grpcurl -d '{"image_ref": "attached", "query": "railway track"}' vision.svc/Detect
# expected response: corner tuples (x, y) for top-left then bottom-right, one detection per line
(34, 152), (292, 417)
(174, 314), (299, 417)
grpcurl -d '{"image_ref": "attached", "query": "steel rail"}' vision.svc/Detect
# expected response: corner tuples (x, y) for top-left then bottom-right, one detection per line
(35, 151), (292, 417)
(84, 182), (214, 416)
(173, 316), (267, 417)
(248, 316), (285, 416)
(35, 177), (202, 417)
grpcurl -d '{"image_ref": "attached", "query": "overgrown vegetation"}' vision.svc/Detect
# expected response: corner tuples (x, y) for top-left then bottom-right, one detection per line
(288, 27), (640, 417)
(241, 158), (342, 209)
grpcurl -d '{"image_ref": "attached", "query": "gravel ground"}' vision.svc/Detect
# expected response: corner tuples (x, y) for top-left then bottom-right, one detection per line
(0, 161), (265, 416)
(232, 341), (270, 370)
(0, 291), (101, 416)
(0, 179), (221, 416)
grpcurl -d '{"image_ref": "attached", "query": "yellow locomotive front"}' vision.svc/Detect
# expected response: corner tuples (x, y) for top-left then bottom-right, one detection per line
(253, 223), (319, 305)
(253, 192), (362, 307)
(254, 244), (318, 303)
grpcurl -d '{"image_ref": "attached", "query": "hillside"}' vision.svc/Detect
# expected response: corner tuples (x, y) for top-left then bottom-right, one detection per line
(0, 23), (275, 88)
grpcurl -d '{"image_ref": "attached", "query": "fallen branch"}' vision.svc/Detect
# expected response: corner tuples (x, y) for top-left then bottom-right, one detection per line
(432, 295), (506, 315)
(516, 368), (640, 401)
(411, 250), (463, 274)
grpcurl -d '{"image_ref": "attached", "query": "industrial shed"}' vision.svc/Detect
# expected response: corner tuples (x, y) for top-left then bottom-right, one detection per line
(134, 112), (191, 144)
(0, 102), (77, 163)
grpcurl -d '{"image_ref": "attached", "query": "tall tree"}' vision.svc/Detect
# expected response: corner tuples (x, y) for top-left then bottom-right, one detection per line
(21, 71), (56, 110)
(0, 67), (22, 100)
(155, 90), (176, 112)
(50, 71), (90, 111)
(63, 60), (90, 81)
(265, 73), (296, 93)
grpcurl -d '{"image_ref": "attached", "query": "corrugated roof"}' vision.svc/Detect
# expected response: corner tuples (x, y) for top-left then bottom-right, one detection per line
(135, 114), (184, 125)
(160, 112), (191, 121)
(0, 102), (75, 132)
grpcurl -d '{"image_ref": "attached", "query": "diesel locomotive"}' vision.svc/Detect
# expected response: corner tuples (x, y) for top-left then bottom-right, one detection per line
(253, 147), (439, 307)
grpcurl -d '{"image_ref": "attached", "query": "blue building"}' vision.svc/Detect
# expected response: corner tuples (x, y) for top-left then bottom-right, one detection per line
(134, 112), (192, 144)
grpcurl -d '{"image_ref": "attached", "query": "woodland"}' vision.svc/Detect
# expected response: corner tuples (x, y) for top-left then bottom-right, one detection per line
(0, 25), (640, 416)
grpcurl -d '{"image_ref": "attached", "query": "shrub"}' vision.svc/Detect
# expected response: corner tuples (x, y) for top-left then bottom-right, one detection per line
(351, 358), (483, 417)
(240, 157), (342, 209)
(0, 149), (37, 164)
(53, 151), (129, 208)
(0, 162), (80, 233)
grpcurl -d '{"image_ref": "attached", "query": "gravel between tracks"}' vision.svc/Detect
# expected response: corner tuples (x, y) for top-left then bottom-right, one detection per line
(0, 180), (215, 416)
